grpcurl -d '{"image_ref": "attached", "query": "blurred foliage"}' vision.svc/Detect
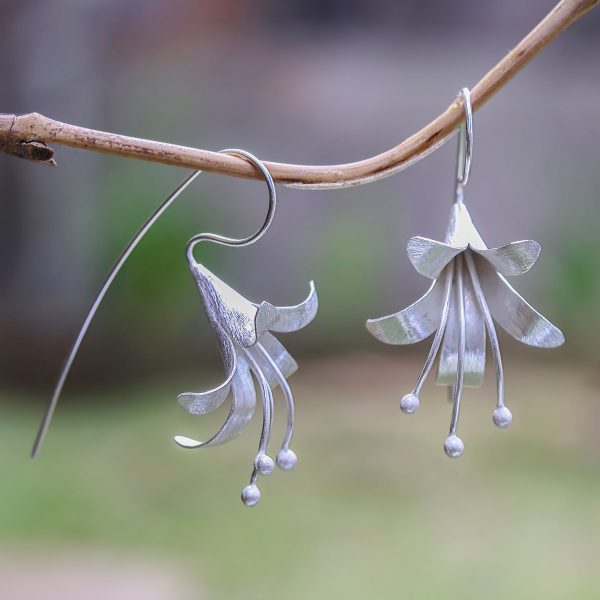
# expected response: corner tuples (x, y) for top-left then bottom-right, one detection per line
(548, 210), (600, 351)
(96, 164), (230, 345)
(309, 212), (386, 345)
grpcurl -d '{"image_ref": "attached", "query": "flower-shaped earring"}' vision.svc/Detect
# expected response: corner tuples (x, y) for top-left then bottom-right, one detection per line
(366, 88), (564, 457)
(176, 151), (317, 506)
(32, 149), (318, 506)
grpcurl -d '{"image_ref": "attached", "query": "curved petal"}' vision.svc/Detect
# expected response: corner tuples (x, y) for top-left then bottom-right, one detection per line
(472, 240), (541, 277)
(445, 201), (486, 249)
(436, 264), (486, 387)
(174, 352), (256, 448)
(366, 279), (444, 345)
(255, 301), (280, 335)
(478, 261), (565, 348)
(254, 332), (298, 386)
(407, 237), (464, 279)
(191, 262), (259, 347)
(269, 281), (319, 333)
(177, 328), (237, 415)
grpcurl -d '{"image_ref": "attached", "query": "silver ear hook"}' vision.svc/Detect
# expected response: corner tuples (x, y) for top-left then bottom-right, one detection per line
(31, 149), (275, 458)
(185, 148), (277, 264)
(456, 87), (473, 188)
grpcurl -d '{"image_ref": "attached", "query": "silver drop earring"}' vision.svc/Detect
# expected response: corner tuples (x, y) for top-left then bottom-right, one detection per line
(31, 149), (318, 507)
(366, 88), (564, 458)
(174, 151), (318, 507)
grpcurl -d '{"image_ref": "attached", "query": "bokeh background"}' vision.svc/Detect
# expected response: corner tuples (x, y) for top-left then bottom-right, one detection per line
(1, 1), (600, 598)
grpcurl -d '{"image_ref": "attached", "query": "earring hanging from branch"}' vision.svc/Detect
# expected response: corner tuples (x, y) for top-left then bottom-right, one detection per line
(366, 88), (564, 458)
(31, 150), (318, 507)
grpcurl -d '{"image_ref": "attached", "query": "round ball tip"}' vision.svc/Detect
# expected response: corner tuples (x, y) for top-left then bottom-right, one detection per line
(400, 393), (420, 415)
(444, 434), (464, 458)
(241, 484), (261, 507)
(254, 453), (275, 476)
(492, 406), (513, 428)
(276, 448), (298, 471)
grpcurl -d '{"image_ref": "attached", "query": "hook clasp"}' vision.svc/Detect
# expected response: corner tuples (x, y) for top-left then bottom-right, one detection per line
(456, 87), (473, 187)
(186, 149), (277, 264)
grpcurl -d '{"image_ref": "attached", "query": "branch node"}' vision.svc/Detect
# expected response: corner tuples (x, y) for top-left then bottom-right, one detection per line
(5, 140), (56, 166)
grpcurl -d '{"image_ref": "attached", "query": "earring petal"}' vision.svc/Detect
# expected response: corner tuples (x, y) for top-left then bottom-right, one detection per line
(436, 262), (486, 387)
(256, 332), (298, 386)
(175, 352), (256, 448)
(478, 262), (564, 348)
(192, 263), (261, 348)
(177, 328), (237, 415)
(407, 237), (465, 278)
(268, 281), (319, 333)
(366, 279), (444, 344)
(444, 201), (486, 248)
(472, 240), (541, 276)
(256, 301), (280, 334)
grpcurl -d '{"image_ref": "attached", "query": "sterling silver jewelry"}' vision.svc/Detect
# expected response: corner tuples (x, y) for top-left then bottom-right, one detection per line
(32, 150), (318, 506)
(366, 88), (564, 458)
(176, 151), (317, 507)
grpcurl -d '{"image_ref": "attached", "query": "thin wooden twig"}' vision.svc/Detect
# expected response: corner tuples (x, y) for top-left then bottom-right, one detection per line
(0, 0), (597, 189)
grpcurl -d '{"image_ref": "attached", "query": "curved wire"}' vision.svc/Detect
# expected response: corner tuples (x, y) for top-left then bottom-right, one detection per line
(448, 255), (466, 437)
(244, 347), (275, 486)
(464, 251), (505, 409)
(30, 170), (200, 457)
(186, 148), (276, 264)
(412, 261), (455, 397)
(255, 342), (295, 451)
(31, 148), (277, 458)
(456, 87), (473, 187)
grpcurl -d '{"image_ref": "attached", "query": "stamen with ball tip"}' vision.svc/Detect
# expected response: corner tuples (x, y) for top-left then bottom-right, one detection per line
(255, 344), (298, 471)
(31, 147), (318, 508)
(172, 150), (318, 506)
(464, 251), (512, 429)
(400, 261), (455, 416)
(366, 87), (564, 456)
(444, 255), (466, 458)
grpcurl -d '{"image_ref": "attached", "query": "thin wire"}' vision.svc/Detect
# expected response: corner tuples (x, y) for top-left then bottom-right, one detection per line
(31, 169), (201, 458)
(244, 348), (274, 486)
(32, 148), (278, 458)
(455, 87), (473, 187)
(255, 342), (295, 450)
(449, 255), (466, 436)
(186, 149), (276, 263)
(412, 262), (455, 397)
(464, 251), (505, 408)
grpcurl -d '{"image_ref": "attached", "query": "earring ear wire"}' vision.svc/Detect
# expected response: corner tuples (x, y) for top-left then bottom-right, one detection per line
(31, 148), (276, 459)
(31, 149), (318, 508)
(31, 169), (201, 458)
(456, 87), (473, 188)
(186, 148), (277, 262)
(172, 150), (317, 506)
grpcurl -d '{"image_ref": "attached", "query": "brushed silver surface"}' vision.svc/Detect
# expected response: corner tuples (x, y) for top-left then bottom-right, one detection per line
(173, 150), (319, 506)
(436, 266), (486, 387)
(478, 259), (565, 348)
(175, 263), (318, 505)
(367, 197), (564, 455)
(472, 240), (541, 277)
(407, 236), (464, 279)
(366, 89), (563, 456)
(366, 280), (444, 344)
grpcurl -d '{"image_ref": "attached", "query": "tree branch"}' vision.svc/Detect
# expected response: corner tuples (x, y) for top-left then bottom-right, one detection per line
(0, 0), (597, 189)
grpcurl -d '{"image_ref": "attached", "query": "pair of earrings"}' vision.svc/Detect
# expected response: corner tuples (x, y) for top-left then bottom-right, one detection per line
(31, 89), (564, 507)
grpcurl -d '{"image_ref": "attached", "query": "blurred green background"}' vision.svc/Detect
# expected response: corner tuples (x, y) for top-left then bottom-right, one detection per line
(1, 1), (600, 598)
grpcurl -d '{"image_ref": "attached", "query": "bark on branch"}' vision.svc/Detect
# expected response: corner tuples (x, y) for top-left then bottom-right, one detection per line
(0, 0), (597, 189)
